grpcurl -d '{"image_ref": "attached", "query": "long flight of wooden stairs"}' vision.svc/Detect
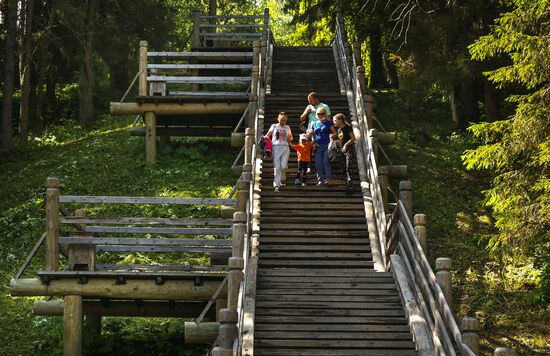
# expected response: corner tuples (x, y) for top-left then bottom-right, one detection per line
(253, 47), (418, 355)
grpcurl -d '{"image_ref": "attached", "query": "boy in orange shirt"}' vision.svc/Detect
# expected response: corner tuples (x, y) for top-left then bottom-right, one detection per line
(290, 134), (314, 186)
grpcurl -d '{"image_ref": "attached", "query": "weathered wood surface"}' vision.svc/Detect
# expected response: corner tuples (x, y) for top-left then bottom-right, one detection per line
(82, 226), (231, 235)
(11, 278), (225, 300)
(110, 102), (247, 115)
(59, 196), (235, 205)
(60, 237), (232, 246)
(94, 264), (227, 272)
(147, 64), (252, 70)
(61, 217), (232, 226)
(34, 300), (209, 317)
(148, 51), (253, 57)
(147, 76), (251, 84)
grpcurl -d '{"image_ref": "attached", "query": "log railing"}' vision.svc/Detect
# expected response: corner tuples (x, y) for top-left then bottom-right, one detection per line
(334, 12), (478, 356)
(193, 9), (269, 48)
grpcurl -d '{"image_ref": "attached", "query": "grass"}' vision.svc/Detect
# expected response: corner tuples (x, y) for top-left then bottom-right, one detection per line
(374, 89), (550, 355)
(0, 115), (237, 355)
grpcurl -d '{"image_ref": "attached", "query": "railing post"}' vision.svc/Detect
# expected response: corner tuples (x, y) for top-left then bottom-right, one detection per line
(399, 180), (413, 221)
(236, 179), (250, 213)
(357, 66), (368, 96)
(244, 128), (255, 166)
(45, 177), (60, 271)
(263, 8), (269, 39)
(68, 209), (96, 272)
(212, 309), (237, 356)
(353, 41), (362, 67)
(192, 10), (201, 48)
(436, 257), (452, 306)
(227, 257), (244, 312)
(494, 347), (517, 356)
(378, 166), (389, 213)
(232, 212), (247, 259)
(344, 43), (353, 78)
(260, 40), (267, 83)
(461, 317), (480, 356)
(369, 128), (379, 161)
(139, 40), (148, 96)
(414, 213), (428, 254)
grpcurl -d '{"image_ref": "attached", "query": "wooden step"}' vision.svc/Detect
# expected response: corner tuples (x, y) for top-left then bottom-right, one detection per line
(256, 282), (395, 290)
(257, 252), (372, 260)
(253, 315), (409, 325)
(254, 301), (402, 310)
(255, 350), (418, 356)
(255, 295), (402, 303)
(258, 260), (374, 268)
(256, 276), (391, 284)
(254, 330), (412, 340)
(260, 210), (365, 217)
(254, 323), (411, 332)
(258, 245), (370, 252)
(259, 237), (369, 245)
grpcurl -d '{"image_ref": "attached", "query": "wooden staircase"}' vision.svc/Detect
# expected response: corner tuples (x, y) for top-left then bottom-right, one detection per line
(253, 47), (418, 355)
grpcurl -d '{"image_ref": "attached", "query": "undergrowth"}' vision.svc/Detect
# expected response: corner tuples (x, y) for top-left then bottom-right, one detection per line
(374, 89), (550, 355)
(0, 115), (236, 355)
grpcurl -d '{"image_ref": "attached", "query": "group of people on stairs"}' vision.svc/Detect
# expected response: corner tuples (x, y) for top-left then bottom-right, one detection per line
(264, 92), (356, 194)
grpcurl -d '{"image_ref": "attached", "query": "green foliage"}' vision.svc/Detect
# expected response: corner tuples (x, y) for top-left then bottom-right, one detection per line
(0, 116), (235, 355)
(464, 0), (550, 301)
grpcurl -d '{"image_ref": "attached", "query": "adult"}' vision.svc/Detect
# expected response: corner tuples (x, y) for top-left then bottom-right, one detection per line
(332, 113), (356, 194)
(300, 92), (332, 133)
(311, 107), (336, 185)
(266, 112), (293, 192)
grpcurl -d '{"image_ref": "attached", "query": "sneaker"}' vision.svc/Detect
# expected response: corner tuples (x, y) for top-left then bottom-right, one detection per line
(281, 182), (287, 187)
(274, 187), (280, 192)
(324, 179), (332, 185)
(294, 179), (301, 185)
(316, 181), (324, 186)
(302, 182), (307, 187)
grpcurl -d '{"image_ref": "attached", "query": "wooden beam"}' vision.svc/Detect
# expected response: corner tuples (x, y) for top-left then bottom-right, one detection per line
(147, 64), (252, 70)
(45, 177), (60, 271)
(60, 237), (232, 246)
(11, 278), (226, 300)
(147, 51), (253, 58)
(130, 127), (234, 137)
(146, 76), (251, 84)
(184, 322), (219, 343)
(59, 196), (236, 205)
(60, 217), (231, 226)
(34, 300), (210, 318)
(110, 102), (247, 115)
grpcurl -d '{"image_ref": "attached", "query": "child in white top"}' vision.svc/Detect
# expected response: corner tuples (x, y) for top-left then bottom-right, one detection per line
(266, 112), (293, 191)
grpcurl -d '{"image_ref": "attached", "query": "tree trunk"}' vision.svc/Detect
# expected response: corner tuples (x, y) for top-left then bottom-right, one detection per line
(1, 0), (18, 150)
(385, 56), (399, 89)
(369, 23), (386, 88)
(19, 0), (35, 141)
(483, 77), (499, 122)
(448, 85), (461, 129)
(458, 76), (479, 127)
(35, 2), (56, 131)
(78, 0), (97, 125)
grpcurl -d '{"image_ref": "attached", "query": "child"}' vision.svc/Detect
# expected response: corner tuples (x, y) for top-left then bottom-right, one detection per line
(266, 112), (293, 192)
(332, 113), (356, 194)
(258, 135), (272, 160)
(290, 134), (314, 186)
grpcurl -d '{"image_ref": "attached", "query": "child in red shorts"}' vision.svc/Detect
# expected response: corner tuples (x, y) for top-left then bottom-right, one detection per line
(290, 134), (314, 186)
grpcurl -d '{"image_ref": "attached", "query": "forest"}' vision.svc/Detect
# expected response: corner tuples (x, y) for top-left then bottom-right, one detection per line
(0, 0), (548, 355)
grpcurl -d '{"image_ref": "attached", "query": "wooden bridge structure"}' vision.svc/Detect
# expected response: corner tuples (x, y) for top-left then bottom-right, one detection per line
(9, 9), (520, 356)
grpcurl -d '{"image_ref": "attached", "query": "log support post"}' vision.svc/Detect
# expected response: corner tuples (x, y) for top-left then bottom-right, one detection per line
(145, 111), (156, 165)
(414, 213), (428, 254)
(365, 94), (376, 129)
(260, 40), (267, 82)
(436, 257), (452, 307)
(232, 212), (247, 259)
(378, 166), (389, 213)
(139, 41), (148, 96)
(84, 313), (101, 335)
(399, 180), (413, 221)
(46, 177), (60, 271)
(63, 295), (82, 356)
(494, 347), (517, 356)
(242, 163), (253, 185)
(461, 317), (480, 356)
